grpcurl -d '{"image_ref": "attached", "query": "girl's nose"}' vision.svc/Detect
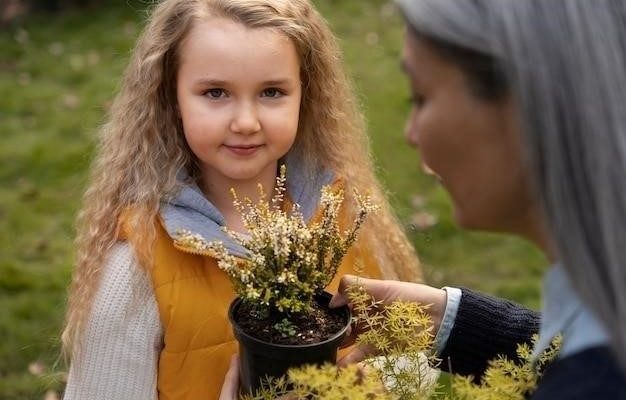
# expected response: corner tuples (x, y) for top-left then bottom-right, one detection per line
(230, 102), (261, 134)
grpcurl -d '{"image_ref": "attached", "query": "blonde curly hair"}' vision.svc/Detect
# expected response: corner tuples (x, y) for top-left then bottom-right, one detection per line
(62, 0), (421, 359)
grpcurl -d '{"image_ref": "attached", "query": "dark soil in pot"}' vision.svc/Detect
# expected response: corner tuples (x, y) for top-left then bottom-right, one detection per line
(229, 291), (351, 394)
(234, 297), (346, 345)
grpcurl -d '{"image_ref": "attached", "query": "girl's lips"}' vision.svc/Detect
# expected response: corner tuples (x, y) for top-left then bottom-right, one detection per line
(224, 144), (263, 156)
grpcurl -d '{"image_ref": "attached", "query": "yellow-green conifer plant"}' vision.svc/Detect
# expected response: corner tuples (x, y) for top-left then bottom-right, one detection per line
(450, 335), (561, 400)
(346, 283), (441, 400)
(243, 281), (561, 400)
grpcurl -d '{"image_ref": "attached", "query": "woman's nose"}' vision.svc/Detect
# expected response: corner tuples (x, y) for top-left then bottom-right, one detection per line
(230, 101), (261, 134)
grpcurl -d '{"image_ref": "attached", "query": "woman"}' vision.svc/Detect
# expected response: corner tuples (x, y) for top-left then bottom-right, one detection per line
(222, 0), (626, 398)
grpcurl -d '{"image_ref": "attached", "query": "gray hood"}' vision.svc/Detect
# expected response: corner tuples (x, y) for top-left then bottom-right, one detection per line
(160, 160), (334, 258)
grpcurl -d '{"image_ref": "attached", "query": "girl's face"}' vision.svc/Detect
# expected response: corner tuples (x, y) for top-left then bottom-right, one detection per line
(401, 32), (538, 235)
(176, 18), (301, 185)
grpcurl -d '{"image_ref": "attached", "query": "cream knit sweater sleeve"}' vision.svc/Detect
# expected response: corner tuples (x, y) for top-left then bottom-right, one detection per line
(63, 242), (163, 400)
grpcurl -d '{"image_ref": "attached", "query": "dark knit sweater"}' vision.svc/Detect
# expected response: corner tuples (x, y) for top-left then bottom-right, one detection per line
(440, 288), (626, 399)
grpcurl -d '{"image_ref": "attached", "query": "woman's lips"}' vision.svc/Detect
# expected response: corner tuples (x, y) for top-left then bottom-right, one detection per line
(224, 144), (263, 156)
(421, 161), (442, 182)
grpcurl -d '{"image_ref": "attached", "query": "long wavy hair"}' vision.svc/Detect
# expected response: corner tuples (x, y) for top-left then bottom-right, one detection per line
(397, 0), (626, 372)
(62, 0), (421, 359)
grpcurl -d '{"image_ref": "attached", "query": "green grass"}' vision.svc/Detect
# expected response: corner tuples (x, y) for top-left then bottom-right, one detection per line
(0, 1), (545, 398)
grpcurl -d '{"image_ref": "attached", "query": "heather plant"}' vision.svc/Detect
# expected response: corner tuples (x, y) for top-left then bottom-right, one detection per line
(174, 165), (379, 317)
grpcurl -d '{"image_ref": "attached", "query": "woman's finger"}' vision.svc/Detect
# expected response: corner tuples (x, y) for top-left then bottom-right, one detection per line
(337, 344), (376, 367)
(330, 274), (359, 308)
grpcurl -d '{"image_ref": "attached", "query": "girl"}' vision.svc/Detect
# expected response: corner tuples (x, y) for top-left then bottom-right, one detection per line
(61, 0), (421, 399)
(327, 0), (626, 398)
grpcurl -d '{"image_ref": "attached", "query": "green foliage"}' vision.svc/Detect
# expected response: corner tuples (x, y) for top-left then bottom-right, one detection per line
(273, 318), (298, 338)
(175, 166), (379, 316)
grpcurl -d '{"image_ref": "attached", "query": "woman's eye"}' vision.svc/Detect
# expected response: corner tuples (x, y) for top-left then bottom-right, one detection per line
(409, 94), (426, 108)
(262, 88), (282, 98)
(206, 88), (226, 99)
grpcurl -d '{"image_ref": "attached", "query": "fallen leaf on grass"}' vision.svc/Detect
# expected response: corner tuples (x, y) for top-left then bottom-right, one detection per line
(63, 94), (81, 109)
(44, 390), (59, 400)
(14, 28), (28, 45)
(365, 32), (379, 46)
(48, 42), (64, 56)
(124, 21), (137, 36)
(409, 211), (438, 231)
(86, 50), (100, 66)
(410, 194), (426, 210)
(28, 361), (46, 376)
(380, 2), (396, 18)
(18, 72), (30, 86)
(19, 186), (38, 200)
(35, 238), (49, 254)
(69, 54), (84, 71)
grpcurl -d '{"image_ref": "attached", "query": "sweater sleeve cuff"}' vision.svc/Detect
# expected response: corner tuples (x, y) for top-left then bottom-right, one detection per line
(434, 287), (462, 356)
(438, 287), (540, 378)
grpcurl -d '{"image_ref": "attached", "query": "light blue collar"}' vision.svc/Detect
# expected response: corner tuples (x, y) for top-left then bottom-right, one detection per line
(532, 264), (610, 360)
(159, 158), (334, 258)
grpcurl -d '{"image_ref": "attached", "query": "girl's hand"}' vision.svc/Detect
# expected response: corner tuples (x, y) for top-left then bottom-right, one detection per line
(219, 354), (240, 400)
(329, 275), (447, 366)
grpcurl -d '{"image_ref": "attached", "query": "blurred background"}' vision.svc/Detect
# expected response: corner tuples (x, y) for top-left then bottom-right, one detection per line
(0, 1), (546, 398)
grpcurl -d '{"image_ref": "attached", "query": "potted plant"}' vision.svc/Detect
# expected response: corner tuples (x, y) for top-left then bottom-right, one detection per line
(174, 166), (379, 394)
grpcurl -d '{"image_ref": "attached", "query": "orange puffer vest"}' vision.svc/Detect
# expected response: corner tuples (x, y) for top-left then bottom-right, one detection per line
(121, 191), (382, 399)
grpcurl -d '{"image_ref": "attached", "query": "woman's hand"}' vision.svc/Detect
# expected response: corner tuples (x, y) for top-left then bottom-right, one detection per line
(219, 354), (240, 400)
(329, 275), (447, 365)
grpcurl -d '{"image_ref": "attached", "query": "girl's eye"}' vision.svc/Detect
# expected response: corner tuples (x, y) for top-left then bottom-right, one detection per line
(206, 88), (226, 99)
(261, 88), (282, 98)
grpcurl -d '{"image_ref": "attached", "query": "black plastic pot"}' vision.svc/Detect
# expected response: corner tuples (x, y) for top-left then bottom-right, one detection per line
(228, 291), (351, 394)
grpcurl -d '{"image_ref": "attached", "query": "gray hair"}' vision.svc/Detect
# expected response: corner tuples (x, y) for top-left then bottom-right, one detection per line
(396, 0), (626, 371)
